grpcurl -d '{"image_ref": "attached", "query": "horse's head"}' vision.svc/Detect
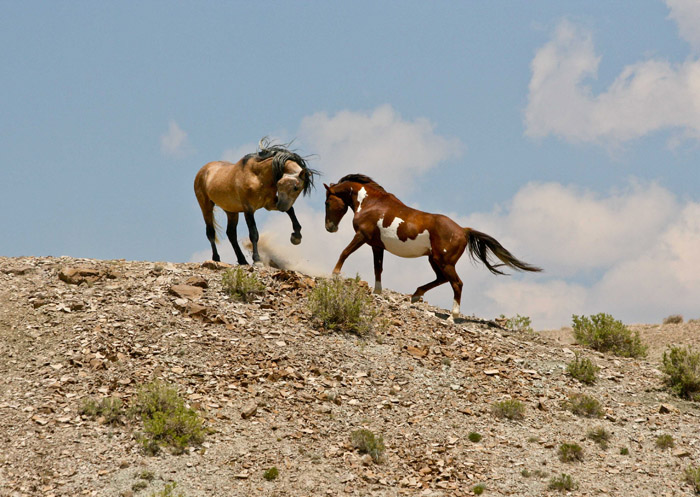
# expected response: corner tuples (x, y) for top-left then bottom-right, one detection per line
(324, 183), (349, 233)
(275, 160), (316, 211)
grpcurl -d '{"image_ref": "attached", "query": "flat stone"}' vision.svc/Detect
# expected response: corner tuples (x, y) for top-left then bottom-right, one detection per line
(169, 285), (203, 300)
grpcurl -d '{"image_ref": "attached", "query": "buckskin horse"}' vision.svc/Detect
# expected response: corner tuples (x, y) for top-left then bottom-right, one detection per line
(324, 174), (542, 319)
(194, 139), (318, 264)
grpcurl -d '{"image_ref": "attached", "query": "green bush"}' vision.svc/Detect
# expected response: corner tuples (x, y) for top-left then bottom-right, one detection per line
(572, 313), (647, 358)
(472, 483), (485, 495)
(263, 467), (279, 481)
(558, 443), (583, 462)
(350, 429), (386, 463)
(566, 353), (599, 384)
(148, 482), (184, 497)
(132, 381), (205, 455)
(309, 276), (378, 334)
(661, 346), (700, 401)
(221, 267), (265, 302)
(548, 474), (577, 491)
(564, 393), (603, 418)
(492, 399), (525, 420)
(468, 432), (482, 443)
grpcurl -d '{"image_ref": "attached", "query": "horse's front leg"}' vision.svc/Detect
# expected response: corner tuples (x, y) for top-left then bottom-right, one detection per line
(243, 211), (262, 265)
(286, 206), (302, 245)
(333, 232), (366, 274)
(225, 211), (249, 265)
(372, 246), (384, 294)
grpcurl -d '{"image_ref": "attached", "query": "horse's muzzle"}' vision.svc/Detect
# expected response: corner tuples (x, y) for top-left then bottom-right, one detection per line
(276, 198), (293, 212)
(325, 221), (338, 233)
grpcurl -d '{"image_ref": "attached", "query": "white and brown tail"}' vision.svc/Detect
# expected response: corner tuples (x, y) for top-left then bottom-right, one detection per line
(464, 228), (542, 275)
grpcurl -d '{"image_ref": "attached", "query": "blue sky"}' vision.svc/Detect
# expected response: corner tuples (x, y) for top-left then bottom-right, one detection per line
(2, 1), (699, 328)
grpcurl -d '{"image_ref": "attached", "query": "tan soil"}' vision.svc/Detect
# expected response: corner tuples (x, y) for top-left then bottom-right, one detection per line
(1, 256), (699, 497)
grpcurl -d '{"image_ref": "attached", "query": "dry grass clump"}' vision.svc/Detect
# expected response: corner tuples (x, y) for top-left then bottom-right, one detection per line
(80, 396), (124, 425)
(587, 426), (611, 449)
(564, 393), (604, 418)
(566, 353), (599, 384)
(655, 434), (675, 450)
(558, 443), (584, 462)
(663, 314), (684, 325)
(548, 473), (577, 491)
(492, 399), (525, 420)
(350, 429), (386, 463)
(661, 346), (700, 401)
(221, 267), (265, 302)
(572, 313), (647, 358)
(309, 276), (378, 334)
(685, 465), (700, 494)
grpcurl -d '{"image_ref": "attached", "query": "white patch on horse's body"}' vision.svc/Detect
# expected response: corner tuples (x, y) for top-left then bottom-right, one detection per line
(377, 216), (431, 258)
(451, 299), (460, 317)
(356, 187), (367, 213)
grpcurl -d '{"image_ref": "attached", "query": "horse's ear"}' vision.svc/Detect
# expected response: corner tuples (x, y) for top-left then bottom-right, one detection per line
(323, 183), (331, 192)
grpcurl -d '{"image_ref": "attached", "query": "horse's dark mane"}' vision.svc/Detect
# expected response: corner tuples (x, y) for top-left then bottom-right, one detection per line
(243, 137), (319, 196)
(336, 174), (386, 192)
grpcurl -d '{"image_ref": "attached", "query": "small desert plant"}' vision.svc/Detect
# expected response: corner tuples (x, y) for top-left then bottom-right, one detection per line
(263, 467), (279, 481)
(655, 434), (675, 450)
(663, 314), (684, 325)
(472, 483), (485, 495)
(566, 353), (599, 384)
(221, 267), (265, 302)
(500, 314), (533, 333)
(661, 346), (700, 401)
(548, 473), (577, 491)
(132, 381), (205, 455)
(685, 465), (700, 494)
(572, 313), (647, 358)
(148, 482), (184, 497)
(620, 447), (629, 455)
(558, 443), (584, 462)
(350, 429), (386, 463)
(468, 431), (482, 443)
(309, 276), (378, 334)
(492, 399), (525, 420)
(80, 396), (124, 425)
(587, 426), (611, 449)
(564, 393), (603, 418)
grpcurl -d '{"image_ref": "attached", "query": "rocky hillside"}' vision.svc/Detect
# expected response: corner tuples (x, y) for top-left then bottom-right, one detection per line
(1, 256), (699, 497)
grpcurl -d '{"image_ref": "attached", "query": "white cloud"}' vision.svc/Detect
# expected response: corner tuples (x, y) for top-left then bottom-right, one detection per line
(160, 120), (193, 157)
(525, 20), (700, 143)
(298, 104), (463, 195)
(666, 0), (700, 51)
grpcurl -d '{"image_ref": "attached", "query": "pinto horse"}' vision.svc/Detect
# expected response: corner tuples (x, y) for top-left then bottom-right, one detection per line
(324, 174), (542, 319)
(194, 139), (318, 265)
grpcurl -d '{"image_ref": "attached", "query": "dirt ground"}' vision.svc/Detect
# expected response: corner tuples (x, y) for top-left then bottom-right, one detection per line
(1, 256), (699, 497)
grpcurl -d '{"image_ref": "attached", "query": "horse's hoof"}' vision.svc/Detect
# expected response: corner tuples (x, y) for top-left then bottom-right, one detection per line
(290, 233), (302, 245)
(410, 295), (421, 303)
(213, 255), (221, 262)
(253, 261), (264, 267)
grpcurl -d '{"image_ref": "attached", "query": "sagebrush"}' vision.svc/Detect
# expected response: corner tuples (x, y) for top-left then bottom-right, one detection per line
(350, 429), (386, 463)
(309, 276), (378, 334)
(572, 313), (647, 358)
(564, 393), (603, 418)
(492, 399), (525, 420)
(566, 353), (599, 384)
(132, 381), (205, 455)
(661, 346), (700, 401)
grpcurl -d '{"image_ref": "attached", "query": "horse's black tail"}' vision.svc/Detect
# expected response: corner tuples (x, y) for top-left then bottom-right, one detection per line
(464, 228), (543, 275)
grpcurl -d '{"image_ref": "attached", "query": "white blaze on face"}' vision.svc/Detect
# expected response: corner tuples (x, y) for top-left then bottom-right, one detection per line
(356, 187), (367, 212)
(377, 216), (431, 258)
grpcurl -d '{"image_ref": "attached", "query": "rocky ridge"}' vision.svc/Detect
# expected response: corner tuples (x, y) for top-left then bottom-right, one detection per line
(0, 256), (699, 497)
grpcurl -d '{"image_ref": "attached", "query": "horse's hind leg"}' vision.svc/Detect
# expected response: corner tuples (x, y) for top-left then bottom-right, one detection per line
(441, 264), (463, 320)
(286, 206), (302, 245)
(410, 257), (448, 303)
(243, 211), (262, 264)
(372, 246), (384, 294)
(196, 196), (220, 262)
(225, 211), (249, 266)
